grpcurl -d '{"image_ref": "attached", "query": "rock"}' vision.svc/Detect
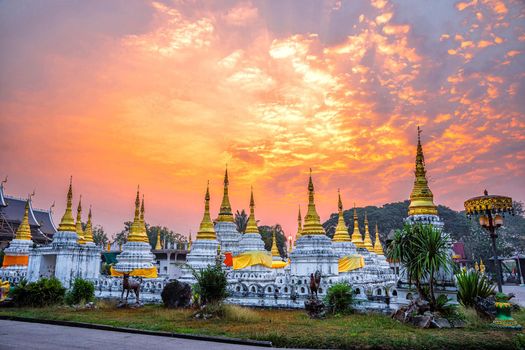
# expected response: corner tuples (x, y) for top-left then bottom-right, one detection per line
(161, 280), (192, 308)
(474, 296), (496, 319)
(431, 317), (451, 328)
(423, 311), (433, 317)
(449, 319), (466, 328)
(392, 308), (408, 323)
(305, 297), (326, 319)
(411, 315), (432, 328)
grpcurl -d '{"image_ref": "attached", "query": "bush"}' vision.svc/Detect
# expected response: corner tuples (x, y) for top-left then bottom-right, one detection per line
(456, 269), (495, 307)
(65, 278), (95, 305)
(10, 277), (66, 307)
(161, 280), (192, 308)
(324, 282), (355, 315)
(434, 294), (458, 317)
(192, 265), (228, 306)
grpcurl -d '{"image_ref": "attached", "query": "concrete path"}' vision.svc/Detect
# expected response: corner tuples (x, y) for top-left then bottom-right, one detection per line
(0, 320), (288, 350)
(503, 285), (525, 306)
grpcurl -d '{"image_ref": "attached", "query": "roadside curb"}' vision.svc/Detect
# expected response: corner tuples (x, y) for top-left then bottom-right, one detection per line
(0, 315), (273, 347)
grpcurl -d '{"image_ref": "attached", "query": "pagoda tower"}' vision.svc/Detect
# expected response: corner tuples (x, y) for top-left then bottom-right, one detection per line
(155, 228), (162, 250)
(331, 190), (357, 257)
(113, 188), (157, 277)
(76, 197), (86, 245)
(294, 206), (302, 246)
(406, 127), (443, 229)
(362, 211), (374, 251)
(237, 187), (267, 253)
(373, 223), (384, 255)
(350, 205), (364, 248)
(214, 167), (241, 253)
(26, 178), (101, 288)
(1, 198), (34, 276)
(83, 207), (95, 246)
(186, 182), (220, 270)
(290, 170), (337, 276)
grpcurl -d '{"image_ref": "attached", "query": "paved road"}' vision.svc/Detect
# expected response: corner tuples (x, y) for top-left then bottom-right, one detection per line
(503, 285), (525, 306)
(0, 320), (282, 350)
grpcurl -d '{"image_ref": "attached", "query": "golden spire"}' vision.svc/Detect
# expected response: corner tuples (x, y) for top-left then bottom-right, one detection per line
(76, 196), (86, 244)
(373, 223), (384, 255)
(106, 242), (111, 251)
(58, 177), (76, 232)
(408, 127), (438, 216)
(295, 205), (302, 245)
(155, 228), (162, 250)
(479, 258), (485, 273)
(362, 211), (373, 250)
(128, 186), (149, 243)
(271, 229), (280, 257)
(302, 169), (325, 235)
(217, 167), (234, 222)
(288, 235), (293, 253)
(83, 206), (94, 243)
(332, 189), (351, 242)
(350, 204), (364, 247)
(140, 195), (146, 235)
(196, 181), (217, 240)
(244, 187), (260, 234)
(188, 232), (192, 250)
(15, 199), (32, 240)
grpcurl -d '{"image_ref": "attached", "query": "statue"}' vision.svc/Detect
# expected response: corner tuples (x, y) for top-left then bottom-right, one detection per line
(309, 270), (321, 298)
(305, 270), (325, 318)
(121, 273), (141, 305)
(0, 280), (10, 302)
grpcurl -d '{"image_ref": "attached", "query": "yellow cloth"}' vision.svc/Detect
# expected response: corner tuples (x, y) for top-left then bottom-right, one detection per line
(2, 255), (29, 267)
(110, 266), (158, 278)
(338, 255), (365, 273)
(271, 260), (289, 269)
(233, 251), (273, 270)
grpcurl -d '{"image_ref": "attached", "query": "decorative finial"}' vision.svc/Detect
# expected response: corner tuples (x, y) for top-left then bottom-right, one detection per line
(195, 181), (216, 240)
(333, 190), (350, 242)
(302, 170), (325, 235)
(15, 199), (32, 241)
(58, 176), (76, 232)
(1, 176), (7, 186)
(217, 167), (234, 222)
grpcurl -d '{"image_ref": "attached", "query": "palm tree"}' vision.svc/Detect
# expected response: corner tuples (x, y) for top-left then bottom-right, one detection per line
(387, 223), (451, 309)
(234, 209), (248, 233)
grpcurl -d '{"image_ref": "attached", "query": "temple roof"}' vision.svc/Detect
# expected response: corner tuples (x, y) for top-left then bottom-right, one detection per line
(3, 196), (40, 226)
(33, 207), (58, 236)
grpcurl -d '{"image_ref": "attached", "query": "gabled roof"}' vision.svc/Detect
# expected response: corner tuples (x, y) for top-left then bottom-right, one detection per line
(2, 196), (39, 226)
(33, 208), (58, 236)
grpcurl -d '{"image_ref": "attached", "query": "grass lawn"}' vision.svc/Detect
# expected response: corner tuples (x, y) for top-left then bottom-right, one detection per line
(1, 304), (525, 349)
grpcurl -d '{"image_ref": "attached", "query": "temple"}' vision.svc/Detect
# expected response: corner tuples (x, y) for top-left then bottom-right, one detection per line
(25, 178), (100, 288)
(0, 182), (56, 248)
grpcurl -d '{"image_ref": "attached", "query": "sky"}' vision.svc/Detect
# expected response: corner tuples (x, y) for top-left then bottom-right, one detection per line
(0, 0), (524, 239)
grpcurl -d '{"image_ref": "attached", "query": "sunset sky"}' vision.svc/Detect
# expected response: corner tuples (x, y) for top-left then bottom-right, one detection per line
(1, 0), (524, 239)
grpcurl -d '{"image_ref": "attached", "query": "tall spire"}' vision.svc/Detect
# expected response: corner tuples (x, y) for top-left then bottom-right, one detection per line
(196, 181), (217, 240)
(332, 189), (351, 242)
(58, 177), (76, 232)
(295, 205), (303, 245)
(76, 196), (86, 244)
(302, 169), (325, 235)
(83, 206), (94, 243)
(188, 231), (192, 250)
(217, 167), (234, 222)
(373, 223), (384, 255)
(15, 199), (32, 241)
(128, 186), (148, 243)
(244, 187), (259, 234)
(155, 228), (162, 250)
(271, 228), (280, 257)
(362, 211), (373, 250)
(140, 195), (146, 235)
(350, 204), (364, 247)
(408, 127), (438, 216)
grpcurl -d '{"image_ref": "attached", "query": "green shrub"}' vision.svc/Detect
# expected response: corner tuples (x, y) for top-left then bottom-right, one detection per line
(192, 265), (228, 306)
(65, 278), (95, 305)
(434, 294), (458, 317)
(324, 282), (355, 315)
(10, 277), (66, 307)
(456, 269), (495, 307)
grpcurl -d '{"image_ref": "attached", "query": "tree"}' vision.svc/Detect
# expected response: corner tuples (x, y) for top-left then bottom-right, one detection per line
(92, 225), (108, 246)
(387, 223), (451, 310)
(114, 221), (132, 246)
(147, 225), (187, 249)
(234, 209), (248, 233)
(258, 224), (287, 257)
